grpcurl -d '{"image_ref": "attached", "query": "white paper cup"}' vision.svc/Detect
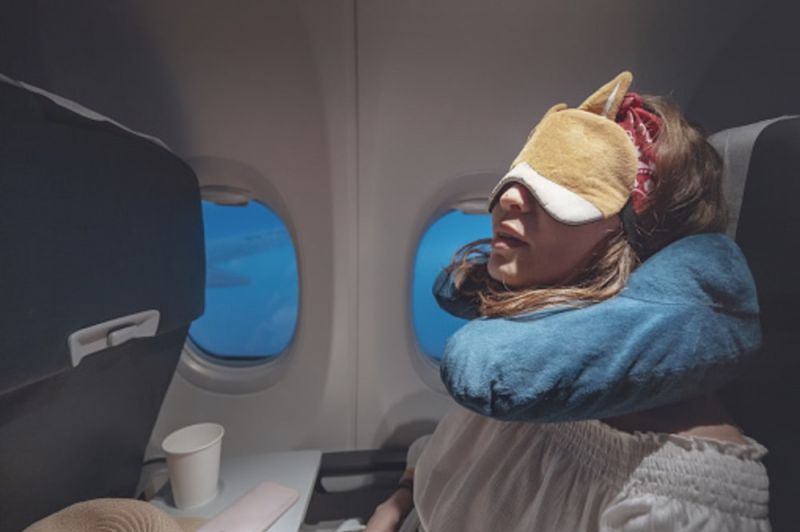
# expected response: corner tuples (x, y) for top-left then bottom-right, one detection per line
(161, 422), (225, 510)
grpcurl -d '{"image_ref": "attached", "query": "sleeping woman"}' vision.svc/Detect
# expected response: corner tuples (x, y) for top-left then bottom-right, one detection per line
(364, 72), (770, 531)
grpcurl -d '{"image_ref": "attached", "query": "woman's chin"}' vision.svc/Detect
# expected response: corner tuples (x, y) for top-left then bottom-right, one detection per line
(487, 258), (515, 285)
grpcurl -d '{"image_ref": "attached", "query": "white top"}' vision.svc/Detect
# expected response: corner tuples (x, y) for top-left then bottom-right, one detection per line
(413, 405), (770, 532)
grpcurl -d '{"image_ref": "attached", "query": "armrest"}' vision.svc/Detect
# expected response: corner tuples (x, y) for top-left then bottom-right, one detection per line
(315, 449), (407, 491)
(305, 449), (407, 525)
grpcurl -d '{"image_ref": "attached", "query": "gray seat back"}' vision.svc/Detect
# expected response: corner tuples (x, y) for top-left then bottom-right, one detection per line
(0, 76), (205, 530)
(710, 116), (800, 532)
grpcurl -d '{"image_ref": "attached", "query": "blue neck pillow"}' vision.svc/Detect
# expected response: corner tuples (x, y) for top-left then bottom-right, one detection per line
(436, 233), (761, 422)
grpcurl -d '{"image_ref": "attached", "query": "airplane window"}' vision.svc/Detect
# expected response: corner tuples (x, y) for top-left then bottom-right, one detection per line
(412, 209), (491, 360)
(189, 199), (299, 360)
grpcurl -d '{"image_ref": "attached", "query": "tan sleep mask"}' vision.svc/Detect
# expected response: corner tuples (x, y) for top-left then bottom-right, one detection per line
(488, 71), (639, 224)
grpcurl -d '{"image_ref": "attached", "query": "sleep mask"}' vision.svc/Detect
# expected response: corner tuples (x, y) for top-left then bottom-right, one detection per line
(488, 71), (658, 224)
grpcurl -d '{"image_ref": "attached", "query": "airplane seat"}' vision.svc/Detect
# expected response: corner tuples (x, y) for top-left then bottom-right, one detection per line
(0, 75), (205, 531)
(709, 116), (800, 532)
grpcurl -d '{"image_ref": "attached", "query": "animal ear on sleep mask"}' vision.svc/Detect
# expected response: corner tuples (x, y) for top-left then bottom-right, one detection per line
(435, 233), (761, 422)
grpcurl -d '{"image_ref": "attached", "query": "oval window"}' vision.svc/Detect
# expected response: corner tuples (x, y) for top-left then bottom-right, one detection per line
(412, 209), (491, 361)
(189, 199), (299, 360)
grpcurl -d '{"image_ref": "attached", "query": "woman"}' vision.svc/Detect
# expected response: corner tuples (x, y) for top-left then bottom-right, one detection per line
(364, 73), (770, 531)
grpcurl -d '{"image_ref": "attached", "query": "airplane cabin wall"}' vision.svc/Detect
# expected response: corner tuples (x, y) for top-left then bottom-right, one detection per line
(2, 0), (795, 455)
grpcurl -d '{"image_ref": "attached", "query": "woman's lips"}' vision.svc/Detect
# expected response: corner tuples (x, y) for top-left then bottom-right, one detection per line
(491, 232), (527, 249)
(492, 222), (527, 249)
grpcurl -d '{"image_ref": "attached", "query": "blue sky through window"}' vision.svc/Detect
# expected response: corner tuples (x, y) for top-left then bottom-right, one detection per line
(189, 200), (299, 359)
(412, 210), (491, 360)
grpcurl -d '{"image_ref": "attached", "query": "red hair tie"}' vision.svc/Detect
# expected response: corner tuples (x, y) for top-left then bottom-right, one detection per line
(615, 93), (662, 214)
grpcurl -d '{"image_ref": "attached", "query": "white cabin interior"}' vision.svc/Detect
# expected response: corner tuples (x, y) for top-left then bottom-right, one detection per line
(1, 1), (798, 530)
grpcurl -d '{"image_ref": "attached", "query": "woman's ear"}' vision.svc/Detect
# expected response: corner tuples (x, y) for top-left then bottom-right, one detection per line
(578, 71), (633, 119)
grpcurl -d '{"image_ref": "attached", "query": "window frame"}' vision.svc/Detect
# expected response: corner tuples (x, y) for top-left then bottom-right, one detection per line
(406, 173), (499, 393)
(176, 156), (300, 394)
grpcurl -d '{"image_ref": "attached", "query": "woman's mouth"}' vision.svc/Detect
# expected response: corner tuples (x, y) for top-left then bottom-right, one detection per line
(492, 230), (527, 249)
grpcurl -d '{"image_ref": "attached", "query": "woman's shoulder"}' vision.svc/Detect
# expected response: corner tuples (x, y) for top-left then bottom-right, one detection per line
(602, 393), (751, 445)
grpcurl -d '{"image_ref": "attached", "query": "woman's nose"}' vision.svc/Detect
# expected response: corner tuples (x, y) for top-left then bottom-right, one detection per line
(498, 183), (533, 213)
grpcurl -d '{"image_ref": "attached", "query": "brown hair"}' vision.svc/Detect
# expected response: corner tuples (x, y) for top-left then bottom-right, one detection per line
(446, 95), (727, 318)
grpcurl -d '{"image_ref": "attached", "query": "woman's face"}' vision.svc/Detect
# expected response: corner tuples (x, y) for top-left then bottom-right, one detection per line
(488, 183), (621, 288)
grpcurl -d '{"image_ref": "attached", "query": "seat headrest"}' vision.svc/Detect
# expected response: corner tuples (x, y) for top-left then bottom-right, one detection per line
(708, 116), (798, 238)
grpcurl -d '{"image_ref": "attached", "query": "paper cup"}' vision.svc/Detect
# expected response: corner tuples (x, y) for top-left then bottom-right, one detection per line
(161, 422), (225, 510)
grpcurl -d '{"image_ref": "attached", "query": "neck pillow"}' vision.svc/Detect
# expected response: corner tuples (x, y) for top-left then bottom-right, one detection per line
(436, 233), (761, 422)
